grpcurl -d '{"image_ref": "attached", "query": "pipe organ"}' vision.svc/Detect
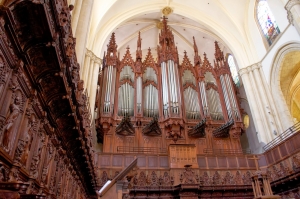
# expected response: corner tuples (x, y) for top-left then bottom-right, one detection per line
(96, 17), (244, 155)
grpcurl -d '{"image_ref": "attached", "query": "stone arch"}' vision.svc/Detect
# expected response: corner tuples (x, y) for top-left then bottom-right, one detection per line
(270, 42), (300, 130)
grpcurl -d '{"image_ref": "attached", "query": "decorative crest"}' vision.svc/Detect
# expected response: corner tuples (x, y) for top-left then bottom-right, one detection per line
(142, 117), (161, 136)
(213, 119), (234, 138)
(116, 115), (135, 136)
(181, 51), (193, 70)
(214, 41), (224, 62)
(120, 47), (134, 68)
(188, 119), (206, 138)
(105, 32), (118, 66)
(201, 53), (212, 69)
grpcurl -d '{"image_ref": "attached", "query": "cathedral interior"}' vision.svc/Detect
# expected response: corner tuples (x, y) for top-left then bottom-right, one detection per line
(0, 0), (300, 198)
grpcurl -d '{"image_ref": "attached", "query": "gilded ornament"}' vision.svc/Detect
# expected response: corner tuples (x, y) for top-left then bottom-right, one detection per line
(162, 6), (173, 16)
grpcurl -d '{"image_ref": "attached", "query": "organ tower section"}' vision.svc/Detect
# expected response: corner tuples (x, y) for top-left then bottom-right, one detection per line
(96, 17), (244, 155)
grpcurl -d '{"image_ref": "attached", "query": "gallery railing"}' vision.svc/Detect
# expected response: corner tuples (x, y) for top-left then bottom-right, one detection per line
(263, 122), (300, 151)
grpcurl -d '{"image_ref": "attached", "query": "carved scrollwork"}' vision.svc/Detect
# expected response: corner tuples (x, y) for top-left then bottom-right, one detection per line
(180, 165), (197, 184)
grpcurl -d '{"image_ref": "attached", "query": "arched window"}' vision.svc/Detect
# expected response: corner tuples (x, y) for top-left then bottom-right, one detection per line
(257, 0), (280, 46)
(227, 55), (240, 87)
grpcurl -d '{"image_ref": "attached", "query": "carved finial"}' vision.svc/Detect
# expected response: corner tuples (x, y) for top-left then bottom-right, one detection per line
(162, 16), (168, 31)
(193, 36), (198, 55)
(193, 37), (201, 66)
(214, 41), (224, 62)
(107, 32), (117, 50)
(137, 32), (141, 49)
(106, 33), (118, 66)
(136, 32), (142, 60)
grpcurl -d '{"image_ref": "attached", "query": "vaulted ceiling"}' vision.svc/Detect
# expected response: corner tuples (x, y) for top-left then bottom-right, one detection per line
(85, 0), (278, 68)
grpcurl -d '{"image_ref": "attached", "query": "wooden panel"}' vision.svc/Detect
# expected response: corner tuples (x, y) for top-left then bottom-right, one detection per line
(160, 156), (169, 167)
(287, 139), (296, 154)
(295, 134), (300, 150)
(207, 157), (217, 168)
(169, 144), (197, 168)
(248, 158), (256, 168)
(148, 156), (158, 167)
(258, 155), (267, 167)
(112, 155), (123, 166)
(279, 144), (288, 157)
(137, 156), (146, 167)
(266, 151), (274, 165)
(238, 157), (247, 167)
(125, 156), (134, 166)
(217, 157), (227, 168)
(227, 157), (237, 168)
(197, 157), (207, 168)
(101, 155), (111, 166)
(272, 148), (281, 162)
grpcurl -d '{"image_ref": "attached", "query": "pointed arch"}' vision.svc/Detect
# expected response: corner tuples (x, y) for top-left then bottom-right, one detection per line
(227, 54), (240, 87)
(270, 42), (300, 130)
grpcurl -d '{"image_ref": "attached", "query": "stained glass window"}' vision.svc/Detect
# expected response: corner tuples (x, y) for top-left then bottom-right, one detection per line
(257, 0), (280, 46)
(227, 55), (240, 87)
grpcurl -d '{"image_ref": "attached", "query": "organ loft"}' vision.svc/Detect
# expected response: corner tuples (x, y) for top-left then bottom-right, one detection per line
(0, 0), (300, 198)
(96, 17), (244, 155)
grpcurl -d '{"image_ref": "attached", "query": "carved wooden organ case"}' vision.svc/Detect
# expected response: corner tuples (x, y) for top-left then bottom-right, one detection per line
(96, 17), (244, 154)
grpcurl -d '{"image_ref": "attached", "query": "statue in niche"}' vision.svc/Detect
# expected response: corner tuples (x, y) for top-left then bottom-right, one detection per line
(0, 162), (9, 182)
(99, 171), (109, 186)
(21, 118), (35, 165)
(41, 144), (54, 184)
(2, 96), (21, 151)
(14, 139), (25, 163)
(30, 145), (42, 179)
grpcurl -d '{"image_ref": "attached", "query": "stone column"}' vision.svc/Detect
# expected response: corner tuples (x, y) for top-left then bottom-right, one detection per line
(239, 68), (269, 145)
(89, 61), (101, 116)
(251, 64), (274, 141)
(74, 0), (94, 67)
(71, 0), (83, 34)
(285, 0), (300, 36)
(81, 52), (91, 84)
(86, 56), (95, 92)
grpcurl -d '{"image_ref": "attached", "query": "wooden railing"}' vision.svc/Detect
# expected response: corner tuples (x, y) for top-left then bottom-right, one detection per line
(117, 146), (167, 154)
(203, 148), (252, 155)
(263, 122), (300, 151)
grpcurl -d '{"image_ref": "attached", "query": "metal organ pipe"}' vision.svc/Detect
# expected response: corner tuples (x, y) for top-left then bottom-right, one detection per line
(225, 75), (240, 120)
(199, 82), (208, 116)
(220, 75), (232, 120)
(111, 67), (116, 113)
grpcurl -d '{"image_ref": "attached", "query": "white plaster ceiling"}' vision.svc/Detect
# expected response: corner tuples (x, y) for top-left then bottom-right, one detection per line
(101, 12), (227, 65)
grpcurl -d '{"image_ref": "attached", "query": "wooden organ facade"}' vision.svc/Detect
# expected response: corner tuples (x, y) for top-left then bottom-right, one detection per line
(96, 17), (244, 155)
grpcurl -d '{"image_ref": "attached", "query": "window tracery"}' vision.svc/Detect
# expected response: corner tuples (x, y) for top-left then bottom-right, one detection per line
(257, 0), (280, 46)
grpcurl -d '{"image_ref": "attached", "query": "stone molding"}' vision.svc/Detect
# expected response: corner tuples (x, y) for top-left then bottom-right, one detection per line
(238, 62), (262, 76)
(285, 0), (300, 11)
(86, 49), (102, 64)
